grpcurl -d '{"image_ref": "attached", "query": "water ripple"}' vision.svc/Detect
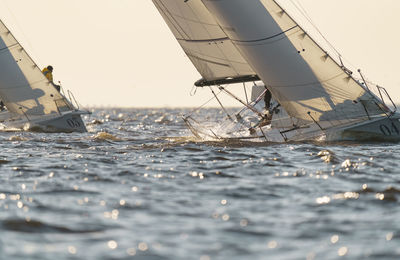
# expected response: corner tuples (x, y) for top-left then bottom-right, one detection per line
(1, 108), (400, 260)
(1, 219), (104, 234)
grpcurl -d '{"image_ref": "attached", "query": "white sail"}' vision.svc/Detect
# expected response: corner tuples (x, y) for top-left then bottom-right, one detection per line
(199, 0), (387, 127)
(152, 0), (257, 83)
(0, 19), (72, 118)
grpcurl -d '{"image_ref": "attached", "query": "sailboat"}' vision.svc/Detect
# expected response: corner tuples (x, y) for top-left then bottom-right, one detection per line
(152, 0), (400, 142)
(0, 19), (89, 133)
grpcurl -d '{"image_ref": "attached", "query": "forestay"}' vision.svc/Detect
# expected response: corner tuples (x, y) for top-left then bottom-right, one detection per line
(0, 20), (71, 117)
(200, 0), (388, 126)
(152, 0), (257, 83)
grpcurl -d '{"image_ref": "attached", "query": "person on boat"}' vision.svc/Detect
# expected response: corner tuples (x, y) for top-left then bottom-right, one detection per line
(42, 65), (61, 92)
(261, 88), (273, 123)
(248, 88), (274, 135)
(264, 88), (272, 111)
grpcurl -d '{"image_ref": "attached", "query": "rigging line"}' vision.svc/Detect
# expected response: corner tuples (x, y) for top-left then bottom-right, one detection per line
(236, 88), (268, 115)
(222, 88), (262, 120)
(218, 86), (264, 118)
(292, 0), (362, 74)
(271, 0), (370, 97)
(289, 0), (341, 58)
(184, 89), (223, 118)
(289, 0), (360, 71)
(232, 25), (298, 43)
(243, 83), (249, 104)
(209, 86), (233, 122)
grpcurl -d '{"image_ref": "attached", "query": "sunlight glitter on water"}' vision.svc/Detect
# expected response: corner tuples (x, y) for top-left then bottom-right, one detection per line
(0, 108), (400, 260)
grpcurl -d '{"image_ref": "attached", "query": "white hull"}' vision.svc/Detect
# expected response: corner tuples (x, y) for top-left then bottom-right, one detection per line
(0, 110), (87, 133)
(254, 114), (400, 142)
(327, 114), (400, 142)
(185, 112), (400, 143)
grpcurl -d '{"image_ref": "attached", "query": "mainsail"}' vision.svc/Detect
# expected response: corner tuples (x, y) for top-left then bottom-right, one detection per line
(152, 0), (258, 86)
(0, 19), (71, 118)
(200, 0), (387, 127)
(153, 0), (390, 132)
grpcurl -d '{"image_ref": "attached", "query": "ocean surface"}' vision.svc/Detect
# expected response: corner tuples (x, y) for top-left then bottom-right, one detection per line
(0, 108), (399, 260)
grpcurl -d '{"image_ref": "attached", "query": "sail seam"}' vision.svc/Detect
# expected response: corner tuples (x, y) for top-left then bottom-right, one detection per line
(0, 79), (48, 90)
(177, 37), (229, 43)
(184, 1), (242, 77)
(154, 0), (190, 39)
(266, 72), (344, 89)
(0, 43), (19, 53)
(232, 25), (298, 43)
(270, 0), (376, 104)
(186, 53), (230, 67)
(185, 48), (249, 65)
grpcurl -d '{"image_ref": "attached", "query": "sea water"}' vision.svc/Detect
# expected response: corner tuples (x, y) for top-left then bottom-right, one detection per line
(0, 108), (399, 260)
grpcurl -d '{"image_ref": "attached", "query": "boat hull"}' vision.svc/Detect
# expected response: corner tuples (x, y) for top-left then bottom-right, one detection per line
(327, 114), (400, 142)
(185, 112), (400, 143)
(265, 114), (400, 142)
(27, 111), (87, 133)
(0, 110), (88, 133)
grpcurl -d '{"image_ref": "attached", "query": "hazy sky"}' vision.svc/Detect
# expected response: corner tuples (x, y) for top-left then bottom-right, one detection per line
(0, 0), (399, 107)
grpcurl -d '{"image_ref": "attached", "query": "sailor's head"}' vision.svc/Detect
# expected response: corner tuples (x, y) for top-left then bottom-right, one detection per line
(47, 65), (53, 72)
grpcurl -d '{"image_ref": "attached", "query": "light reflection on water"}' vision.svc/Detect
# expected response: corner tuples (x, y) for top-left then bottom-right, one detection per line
(0, 108), (399, 259)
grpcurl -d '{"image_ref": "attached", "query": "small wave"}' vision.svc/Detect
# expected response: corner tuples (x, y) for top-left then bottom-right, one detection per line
(0, 159), (10, 164)
(0, 127), (23, 132)
(8, 135), (29, 141)
(161, 136), (199, 143)
(92, 132), (121, 141)
(225, 227), (272, 237)
(324, 185), (400, 204)
(203, 139), (276, 148)
(106, 115), (125, 122)
(183, 147), (204, 152)
(37, 188), (101, 195)
(154, 115), (172, 124)
(317, 149), (339, 164)
(159, 136), (278, 148)
(212, 171), (238, 178)
(210, 156), (230, 161)
(357, 186), (400, 202)
(28, 125), (64, 133)
(87, 119), (104, 125)
(1, 219), (104, 234)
